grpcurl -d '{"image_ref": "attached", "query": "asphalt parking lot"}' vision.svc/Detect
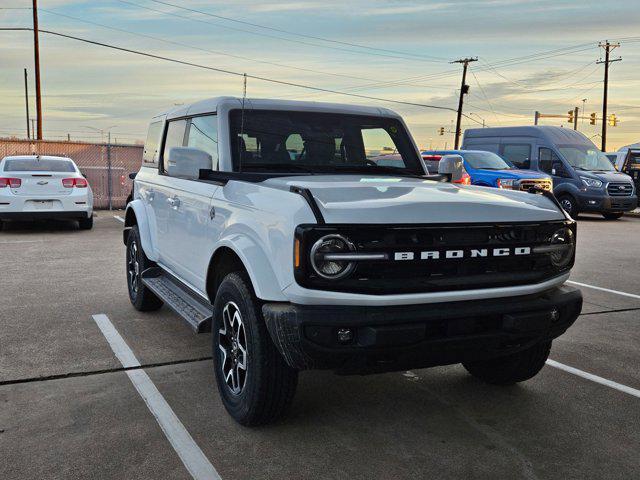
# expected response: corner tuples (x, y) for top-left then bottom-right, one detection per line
(1, 213), (639, 480)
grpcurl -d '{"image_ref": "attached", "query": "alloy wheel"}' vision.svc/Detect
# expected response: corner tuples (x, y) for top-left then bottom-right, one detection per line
(127, 240), (140, 294)
(218, 301), (248, 395)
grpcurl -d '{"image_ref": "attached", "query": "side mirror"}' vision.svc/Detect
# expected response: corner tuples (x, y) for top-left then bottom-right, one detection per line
(438, 154), (466, 182)
(167, 147), (212, 180)
(81, 172), (87, 178)
(128, 172), (137, 180)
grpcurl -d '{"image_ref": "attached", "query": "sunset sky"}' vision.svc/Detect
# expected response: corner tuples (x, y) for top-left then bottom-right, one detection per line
(1, 0), (639, 150)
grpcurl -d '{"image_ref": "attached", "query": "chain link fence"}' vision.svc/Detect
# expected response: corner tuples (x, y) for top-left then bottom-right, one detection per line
(0, 138), (142, 209)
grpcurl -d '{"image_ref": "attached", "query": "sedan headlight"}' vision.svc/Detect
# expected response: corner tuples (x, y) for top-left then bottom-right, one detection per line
(498, 178), (516, 189)
(580, 176), (603, 189)
(310, 234), (356, 279)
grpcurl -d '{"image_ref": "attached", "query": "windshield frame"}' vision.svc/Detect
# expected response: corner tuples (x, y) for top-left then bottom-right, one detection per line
(228, 109), (425, 177)
(557, 144), (615, 172)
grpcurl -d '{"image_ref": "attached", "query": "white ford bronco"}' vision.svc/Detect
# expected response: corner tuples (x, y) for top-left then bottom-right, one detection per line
(124, 97), (582, 426)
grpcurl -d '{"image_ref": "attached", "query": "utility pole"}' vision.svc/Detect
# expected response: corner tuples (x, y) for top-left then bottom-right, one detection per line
(30, 119), (35, 139)
(451, 57), (477, 149)
(32, 0), (43, 140)
(573, 107), (579, 130)
(24, 68), (30, 139)
(597, 41), (621, 152)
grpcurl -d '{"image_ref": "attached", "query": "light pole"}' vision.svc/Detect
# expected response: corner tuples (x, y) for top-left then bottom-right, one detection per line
(581, 98), (587, 126)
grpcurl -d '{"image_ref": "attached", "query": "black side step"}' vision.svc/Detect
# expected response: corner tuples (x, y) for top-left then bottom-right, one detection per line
(141, 267), (212, 333)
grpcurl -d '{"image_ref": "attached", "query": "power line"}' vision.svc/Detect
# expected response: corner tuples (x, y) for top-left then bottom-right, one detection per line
(116, 0), (447, 64)
(145, 0), (449, 62)
(469, 67), (499, 125)
(1, 27), (490, 125)
(38, 8), (390, 83)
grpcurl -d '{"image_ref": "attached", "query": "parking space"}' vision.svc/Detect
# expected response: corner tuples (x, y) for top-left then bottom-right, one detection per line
(1, 213), (639, 479)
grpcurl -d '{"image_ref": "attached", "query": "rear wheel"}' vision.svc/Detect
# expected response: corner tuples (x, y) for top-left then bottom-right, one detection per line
(212, 272), (298, 426)
(463, 341), (551, 385)
(126, 225), (163, 311)
(557, 195), (578, 217)
(602, 212), (623, 220)
(78, 215), (93, 230)
(0, 220), (4, 231)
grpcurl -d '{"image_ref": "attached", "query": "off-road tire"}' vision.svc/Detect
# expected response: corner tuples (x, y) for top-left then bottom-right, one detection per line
(212, 272), (298, 426)
(557, 195), (578, 217)
(602, 212), (623, 220)
(126, 225), (163, 311)
(463, 341), (552, 385)
(78, 215), (94, 230)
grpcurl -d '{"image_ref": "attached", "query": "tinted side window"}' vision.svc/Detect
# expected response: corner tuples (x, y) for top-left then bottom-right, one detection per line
(501, 144), (531, 169)
(539, 147), (561, 174)
(162, 119), (187, 172)
(186, 115), (218, 170)
(143, 121), (163, 165)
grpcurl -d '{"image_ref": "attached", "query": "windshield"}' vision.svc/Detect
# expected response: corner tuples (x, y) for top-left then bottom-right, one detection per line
(229, 110), (424, 176)
(558, 145), (615, 171)
(463, 151), (512, 170)
(3, 158), (76, 172)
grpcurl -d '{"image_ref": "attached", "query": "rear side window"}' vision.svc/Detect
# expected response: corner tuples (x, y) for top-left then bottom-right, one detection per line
(3, 158), (75, 172)
(501, 144), (531, 169)
(162, 119), (187, 172)
(186, 115), (218, 170)
(143, 121), (163, 165)
(539, 148), (561, 174)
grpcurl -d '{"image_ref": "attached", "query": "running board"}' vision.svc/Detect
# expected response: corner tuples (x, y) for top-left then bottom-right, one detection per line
(141, 268), (212, 333)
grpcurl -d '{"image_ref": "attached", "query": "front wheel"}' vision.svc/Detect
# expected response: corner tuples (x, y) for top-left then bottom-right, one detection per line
(463, 341), (551, 385)
(557, 195), (578, 217)
(602, 212), (623, 220)
(212, 272), (298, 426)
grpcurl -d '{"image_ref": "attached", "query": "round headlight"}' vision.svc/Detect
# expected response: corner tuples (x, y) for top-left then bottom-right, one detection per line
(549, 227), (575, 268)
(310, 234), (356, 279)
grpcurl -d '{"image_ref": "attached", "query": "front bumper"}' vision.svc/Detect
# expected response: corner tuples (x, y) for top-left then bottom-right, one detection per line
(575, 192), (638, 212)
(263, 285), (582, 374)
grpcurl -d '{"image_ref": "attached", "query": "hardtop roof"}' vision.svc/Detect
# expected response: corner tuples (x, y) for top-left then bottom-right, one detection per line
(154, 96), (401, 121)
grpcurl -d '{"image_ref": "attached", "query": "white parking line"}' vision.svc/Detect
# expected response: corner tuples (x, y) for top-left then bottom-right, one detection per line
(92, 314), (221, 480)
(546, 359), (640, 399)
(567, 280), (640, 301)
(113, 215), (125, 223)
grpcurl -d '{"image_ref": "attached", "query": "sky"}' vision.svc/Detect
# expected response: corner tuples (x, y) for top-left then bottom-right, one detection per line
(1, 0), (639, 150)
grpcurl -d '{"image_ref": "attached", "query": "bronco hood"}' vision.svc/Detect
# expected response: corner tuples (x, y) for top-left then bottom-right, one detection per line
(263, 175), (565, 224)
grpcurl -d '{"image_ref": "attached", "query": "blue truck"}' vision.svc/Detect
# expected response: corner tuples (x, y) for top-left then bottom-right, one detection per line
(421, 149), (552, 191)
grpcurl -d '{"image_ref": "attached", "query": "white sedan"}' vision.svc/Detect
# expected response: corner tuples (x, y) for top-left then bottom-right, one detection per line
(0, 155), (93, 230)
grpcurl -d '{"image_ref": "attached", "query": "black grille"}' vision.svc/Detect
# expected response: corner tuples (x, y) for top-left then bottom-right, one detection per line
(295, 222), (575, 295)
(607, 182), (633, 196)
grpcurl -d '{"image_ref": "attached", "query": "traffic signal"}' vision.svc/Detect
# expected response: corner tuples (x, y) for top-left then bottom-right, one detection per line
(438, 127), (445, 136)
(608, 114), (618, 127)
(567, 110), (574, 123)
(590, 112), (597, 125)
